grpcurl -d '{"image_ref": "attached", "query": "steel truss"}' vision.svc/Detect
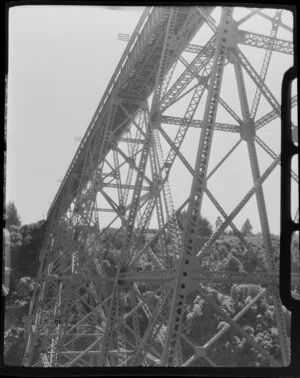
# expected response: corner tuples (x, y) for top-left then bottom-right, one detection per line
(24, 6), (298, 367)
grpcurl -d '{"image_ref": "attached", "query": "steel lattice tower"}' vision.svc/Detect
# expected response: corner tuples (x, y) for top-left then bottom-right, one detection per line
(23, 6), (298, 367)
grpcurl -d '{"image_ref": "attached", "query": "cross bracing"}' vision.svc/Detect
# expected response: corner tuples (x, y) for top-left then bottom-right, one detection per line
(24, 6), (298, 367)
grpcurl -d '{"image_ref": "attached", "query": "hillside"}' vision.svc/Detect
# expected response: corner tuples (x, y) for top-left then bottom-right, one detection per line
(3, 219), (299, 366)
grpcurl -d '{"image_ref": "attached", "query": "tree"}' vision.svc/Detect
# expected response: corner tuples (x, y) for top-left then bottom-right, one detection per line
(198, 215), (213, 237)
(241, 218), (253, 236)
(4, 220), (45, 366)
(215, 216), (222, 231)
(5, 202), (21, 230)
(227, 255), (244, 272)
(177, 210), (213, 237)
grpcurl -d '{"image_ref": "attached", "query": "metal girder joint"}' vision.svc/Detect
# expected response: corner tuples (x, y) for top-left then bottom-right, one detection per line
(113, 97), (123, 106)
(240, 118), (256, 141)
(126, 157), (136, 168)
(118, 205), (126, 216)
(116, 95), (142, 107)
(166, 34), (181, 51)
(194, 345), (207, 358)
(150, 111), (162, 129)
(95, 174), (104, 190)
(149, 178), (163, 197)
(105, 131), (115, 143)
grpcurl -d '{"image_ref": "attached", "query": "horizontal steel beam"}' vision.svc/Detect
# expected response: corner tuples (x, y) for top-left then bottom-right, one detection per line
(185, 29), (293, 55)
(161, 115), (240, 132)
(43, 270), (300, 286)
(191, 271), (300, 285)
(103, 183), (151, 191)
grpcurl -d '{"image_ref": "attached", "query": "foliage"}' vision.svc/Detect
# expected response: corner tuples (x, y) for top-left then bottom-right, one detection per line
(4, 277), (34, 366)
(4, 210), (298, 367)
(4, 219), (45, 366)
(241, 218), (253, 236)
(177, 210), (213, 237)
(182, 283), (285, 366)
(215, 216), (222, 231)
(4, 326), (26, 366)
(5, 202), (21, 230)
(10, 220), (46, 288)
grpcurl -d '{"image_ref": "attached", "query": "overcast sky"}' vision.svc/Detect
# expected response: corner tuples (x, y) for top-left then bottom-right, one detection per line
(6, 5), (297, 234)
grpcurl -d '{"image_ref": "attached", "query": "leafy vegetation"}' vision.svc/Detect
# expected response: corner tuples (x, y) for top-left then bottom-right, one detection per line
(241, 218), (253, 236)
(5, 201), (22, 230)
(3, 203), (299, 366)
(4, 207), (46, 366)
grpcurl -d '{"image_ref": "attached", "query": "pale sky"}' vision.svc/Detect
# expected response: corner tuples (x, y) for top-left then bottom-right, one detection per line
(6, 5), (297, 235)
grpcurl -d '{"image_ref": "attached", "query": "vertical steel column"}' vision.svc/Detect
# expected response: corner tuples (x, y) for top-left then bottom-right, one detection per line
(152, 129), (181, 264)
(98, 100), (153, 365)
(234, 58), (290, 366)
(149, 142), (169, 262)
(161, 8), (234, 366)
